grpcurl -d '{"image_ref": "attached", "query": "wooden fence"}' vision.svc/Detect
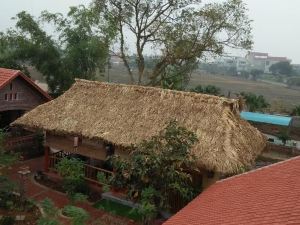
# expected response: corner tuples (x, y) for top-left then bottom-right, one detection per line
(4, 134), (36, 149)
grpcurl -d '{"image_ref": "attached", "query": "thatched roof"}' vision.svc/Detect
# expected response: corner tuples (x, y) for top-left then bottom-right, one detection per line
(13, 79), (266, 174)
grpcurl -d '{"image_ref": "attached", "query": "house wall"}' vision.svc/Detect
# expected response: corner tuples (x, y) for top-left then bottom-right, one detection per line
(0, 77), (46, 112)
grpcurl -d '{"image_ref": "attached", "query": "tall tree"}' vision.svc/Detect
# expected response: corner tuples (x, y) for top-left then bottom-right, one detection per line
(269, 61), (293, 76)
(94, 0), (252, 86)
(110, 121), (198, 223)
(0, 5), (115, 95)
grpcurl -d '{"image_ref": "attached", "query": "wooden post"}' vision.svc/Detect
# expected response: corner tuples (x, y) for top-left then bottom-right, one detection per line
(44, 146), (50, 172)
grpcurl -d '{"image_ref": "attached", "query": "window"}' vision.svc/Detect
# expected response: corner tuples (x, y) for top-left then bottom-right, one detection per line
(14, 93), (18, 100)
(9, 83), (13, 90)
(9, 93), (12, 101)
(4, 94), (8, 101)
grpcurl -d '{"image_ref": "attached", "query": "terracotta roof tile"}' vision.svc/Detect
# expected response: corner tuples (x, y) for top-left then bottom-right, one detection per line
(0, 68), (20, 89)
(0, 67), (52, 100)
(164, 156), (300, 225)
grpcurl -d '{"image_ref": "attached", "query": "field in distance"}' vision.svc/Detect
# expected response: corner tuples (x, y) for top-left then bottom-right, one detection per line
(189, 72), (300, 112)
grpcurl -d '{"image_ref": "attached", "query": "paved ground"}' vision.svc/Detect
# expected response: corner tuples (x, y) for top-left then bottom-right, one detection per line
(6, 157), (138, 225)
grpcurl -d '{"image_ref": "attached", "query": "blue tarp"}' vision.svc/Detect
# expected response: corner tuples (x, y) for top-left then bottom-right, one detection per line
(240, 111), (292, 126)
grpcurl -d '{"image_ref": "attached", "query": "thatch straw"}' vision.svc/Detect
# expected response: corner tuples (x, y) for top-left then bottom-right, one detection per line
(13, 79), (266, 174)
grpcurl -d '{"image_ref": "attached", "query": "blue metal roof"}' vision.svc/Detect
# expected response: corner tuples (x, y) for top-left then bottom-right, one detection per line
(240, 111), (292, 126)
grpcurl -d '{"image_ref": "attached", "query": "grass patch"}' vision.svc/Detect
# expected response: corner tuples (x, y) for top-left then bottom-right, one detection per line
(93, 199), (142, 221)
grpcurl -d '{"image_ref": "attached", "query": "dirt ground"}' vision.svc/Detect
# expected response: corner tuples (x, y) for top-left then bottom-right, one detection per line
(188, 72), (300, 112)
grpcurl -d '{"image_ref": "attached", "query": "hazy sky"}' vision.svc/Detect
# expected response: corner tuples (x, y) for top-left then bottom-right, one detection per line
(1, 0), (300, 63)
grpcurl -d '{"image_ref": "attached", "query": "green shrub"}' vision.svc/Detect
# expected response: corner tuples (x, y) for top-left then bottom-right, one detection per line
(37, 218), (60, 225)
(40, 198), (58, 217)
(62, 205), (89, 225)
(56, 158), (88, 196)
(0, 216), (15, 225)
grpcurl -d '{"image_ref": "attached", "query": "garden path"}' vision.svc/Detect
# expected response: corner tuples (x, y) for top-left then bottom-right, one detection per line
(6, 157), (138, 225)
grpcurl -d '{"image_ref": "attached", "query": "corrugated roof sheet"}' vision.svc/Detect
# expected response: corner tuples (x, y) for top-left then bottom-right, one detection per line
(240, 111), (292, 126)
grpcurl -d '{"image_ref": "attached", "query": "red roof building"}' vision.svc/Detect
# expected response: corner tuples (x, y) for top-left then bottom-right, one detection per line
(0, 68), (51, 128)
(164, 156), (300, 225)
(0, 68), (51, 100)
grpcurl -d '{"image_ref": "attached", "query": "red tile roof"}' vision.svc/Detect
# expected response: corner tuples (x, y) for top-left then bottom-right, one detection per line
(0, 68), (52, 100)
(164, 156), (300, 225)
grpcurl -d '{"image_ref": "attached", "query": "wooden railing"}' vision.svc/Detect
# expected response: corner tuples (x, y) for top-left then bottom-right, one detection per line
(48, 153), (113, 185)
(84, 164), (114, 185)
(5, 134), (36, 149)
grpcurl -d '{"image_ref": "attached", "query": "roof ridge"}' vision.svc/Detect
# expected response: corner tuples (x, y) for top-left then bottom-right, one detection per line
(74, 78), (236, 103)
(217, 155), (300, 184)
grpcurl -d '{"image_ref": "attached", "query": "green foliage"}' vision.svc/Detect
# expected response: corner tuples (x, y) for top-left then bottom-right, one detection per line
(97, 0), (252, 85)
(62, 205), (89, 225)
(110, 121), (198, 221)
(161, 62), (197, 90)
(56, 158), (87, 196)
(37, 198), (60, 225)
(250, 69), (263, 81)
(69, 193), (88, 204)
(40, 198), (58, 217)
(93, 199), (142, 221)
(190, 85), (221, 96)
(239, 92), (270, 112)
(97, 172), (111, 193)
(0, 130), (18, 168)
(56, 158), (84, 180)
(291, 105), (300, 116)
(37, 218), (60, 225)
(137, 187), (158, 225)
(0, 5), (114, 95)
(0, 216), (15, 225)
(269, 61), (293, 76)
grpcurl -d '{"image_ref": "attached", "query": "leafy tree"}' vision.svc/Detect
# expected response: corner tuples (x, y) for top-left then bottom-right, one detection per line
(239, 92), (270, 112)
(291, 105), (300, 116)
(190, 85), (221, 96)
(94, 0), (252, 85)
(250, 69), (263, 81)
(0, 5), (114, 95)
(110, 121), (198, 223)
(161, 62), (197, 90)
(269, 61), (293, 76)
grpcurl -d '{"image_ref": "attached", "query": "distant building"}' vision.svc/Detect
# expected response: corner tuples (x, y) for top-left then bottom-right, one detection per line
(164, 156), (300, 225)
(215, 56), (249, 73)
(246, 51), (291, 74)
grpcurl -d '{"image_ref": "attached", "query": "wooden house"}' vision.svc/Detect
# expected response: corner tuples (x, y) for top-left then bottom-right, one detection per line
(0, 68), (51, 129)
(13, 79), (266, 190)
